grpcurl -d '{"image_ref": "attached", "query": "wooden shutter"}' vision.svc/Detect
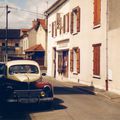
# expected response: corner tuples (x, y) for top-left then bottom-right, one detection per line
(93, 43), (101, 76)
(94, 0), (101, 26)
(52, 22), (54, 37)
(55, 21), (57, 36)
(70, 49), (73, 72)
(76, 48), (80, 73)
(70, 12), (73, 34)
(67, 13), (69, 32)
(63, 15), (66, 33)
(77, 7), (80, 32)
(59, 17), (62, 34)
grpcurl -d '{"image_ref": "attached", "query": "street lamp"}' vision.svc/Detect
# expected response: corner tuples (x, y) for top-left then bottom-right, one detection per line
(5, 5), (10, 62)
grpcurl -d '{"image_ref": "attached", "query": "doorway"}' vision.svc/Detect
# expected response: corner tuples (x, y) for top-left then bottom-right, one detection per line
(58, 50), (69, 77)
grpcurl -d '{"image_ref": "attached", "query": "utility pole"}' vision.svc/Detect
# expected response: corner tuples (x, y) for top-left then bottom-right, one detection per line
(5, 5), (10, 62)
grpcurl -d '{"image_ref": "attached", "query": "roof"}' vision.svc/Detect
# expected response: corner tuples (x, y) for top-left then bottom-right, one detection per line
(0, 29), (21, 39)
(45, 0), (67, 16)
(29, 19), (46, 31)
(21, 28), (29, 32)
(37, 19), (46, 30)
(25, 44), (45, 52)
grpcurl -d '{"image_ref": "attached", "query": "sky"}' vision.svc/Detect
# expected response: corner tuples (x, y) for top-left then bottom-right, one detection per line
(0, 0), (56, 29)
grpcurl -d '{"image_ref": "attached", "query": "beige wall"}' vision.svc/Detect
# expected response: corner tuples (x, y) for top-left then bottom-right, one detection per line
(36, 26), (46, 49)
(28, 29), (37, 47)
(109, 0), (120, 30)
(106, 0), (120, 94)
(108, 27), (120, 94)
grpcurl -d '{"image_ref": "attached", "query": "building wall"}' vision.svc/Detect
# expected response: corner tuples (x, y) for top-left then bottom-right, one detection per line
(36, 26), (46, 49)
(21, 36), (29, 54)
(109, 0), (120, 30)
(28, 29), (37, 47)
(47, 0), (108, 90)
(36, 26), (47, 66)
(108, 0), (120, 94)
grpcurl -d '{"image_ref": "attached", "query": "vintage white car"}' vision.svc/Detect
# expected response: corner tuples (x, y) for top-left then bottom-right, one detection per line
(0, 60), (53, 104)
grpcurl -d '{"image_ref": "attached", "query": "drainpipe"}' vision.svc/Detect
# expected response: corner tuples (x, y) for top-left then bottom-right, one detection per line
(105, 0), (109, 91)
(44, 13), (48, 69)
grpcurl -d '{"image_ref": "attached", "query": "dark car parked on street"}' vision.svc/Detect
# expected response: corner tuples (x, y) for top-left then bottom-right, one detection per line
(0, 60), (53, 105)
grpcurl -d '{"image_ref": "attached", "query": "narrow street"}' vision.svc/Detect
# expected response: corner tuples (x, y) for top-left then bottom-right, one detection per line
(0, 78), (120, 120)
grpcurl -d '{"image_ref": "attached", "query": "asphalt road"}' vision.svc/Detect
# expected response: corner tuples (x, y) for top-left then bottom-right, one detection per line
(0, 79), (120, 120)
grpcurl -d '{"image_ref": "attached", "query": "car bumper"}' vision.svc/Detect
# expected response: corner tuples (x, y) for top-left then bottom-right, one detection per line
(4, 89), (54, 103)
(6, 97), (54, 103)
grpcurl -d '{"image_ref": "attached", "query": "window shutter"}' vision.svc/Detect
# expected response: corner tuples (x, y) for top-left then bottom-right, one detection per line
(93, 43), (101, 76)
(94, 0), (101, 26)
(70, 49), (73, 72)
(63, 15), (65, 33)
(77, 7), (80, 32)
(52, 22), (54, 37)
(59, 17), (62, 34)
(76, 48), (80, 73)
(55, 21), (57, 36)
(67, 13), (69, 32)
(70, 12), (73, 34)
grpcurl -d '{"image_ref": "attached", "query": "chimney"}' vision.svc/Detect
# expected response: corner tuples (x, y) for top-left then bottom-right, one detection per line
(32, 19), (37, 27)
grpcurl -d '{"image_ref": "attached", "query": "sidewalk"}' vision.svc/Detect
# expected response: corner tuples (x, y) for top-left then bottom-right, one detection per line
(44, 76), (120, 103)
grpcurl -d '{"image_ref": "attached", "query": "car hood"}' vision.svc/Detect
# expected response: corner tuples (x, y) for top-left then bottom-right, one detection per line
(7, 74), (41, 82)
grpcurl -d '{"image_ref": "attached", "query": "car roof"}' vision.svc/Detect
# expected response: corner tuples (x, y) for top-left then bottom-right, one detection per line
(6, 60), (40, 68)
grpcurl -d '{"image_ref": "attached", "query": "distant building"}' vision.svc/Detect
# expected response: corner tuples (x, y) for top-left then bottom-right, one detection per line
(45, 0), (120, 94)
(23, 19), (47, 67)
(20, 28), (29, 54)
(0, 29), (23, 61)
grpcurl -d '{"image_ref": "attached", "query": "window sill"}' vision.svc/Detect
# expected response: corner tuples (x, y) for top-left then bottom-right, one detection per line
(93, 24), (101, 29)
(93, 75), (101, 79)
(73, 72), (78, 75)
(72, 32), (78, 35)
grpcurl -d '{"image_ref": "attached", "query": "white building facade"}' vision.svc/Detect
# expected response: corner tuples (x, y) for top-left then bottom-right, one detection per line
(46, 0), (120, 94)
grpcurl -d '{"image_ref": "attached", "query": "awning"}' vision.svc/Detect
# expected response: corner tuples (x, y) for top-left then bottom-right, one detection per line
(25, 44), (45, 53)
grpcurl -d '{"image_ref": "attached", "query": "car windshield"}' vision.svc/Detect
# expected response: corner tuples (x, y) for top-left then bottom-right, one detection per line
(9, 65), (39, 74)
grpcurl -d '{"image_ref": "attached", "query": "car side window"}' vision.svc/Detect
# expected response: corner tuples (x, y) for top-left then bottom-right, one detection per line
(0, 64), (6, 77)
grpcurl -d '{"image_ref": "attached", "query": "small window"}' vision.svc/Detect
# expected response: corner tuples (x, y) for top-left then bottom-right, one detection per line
(70, 48), (80, 73)
(15, 43), (19, 47)
(2, 43), (5, 47)
(63, 13), (69, 33)
(71, 6), (80, 34)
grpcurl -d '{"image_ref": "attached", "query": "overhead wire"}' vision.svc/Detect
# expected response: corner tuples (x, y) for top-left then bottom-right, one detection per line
(8, 6), (44, 16)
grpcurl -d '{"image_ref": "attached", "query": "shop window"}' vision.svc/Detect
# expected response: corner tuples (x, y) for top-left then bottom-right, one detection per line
(58, 51), (68, 77)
